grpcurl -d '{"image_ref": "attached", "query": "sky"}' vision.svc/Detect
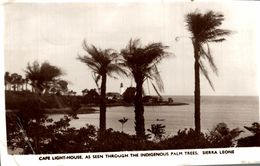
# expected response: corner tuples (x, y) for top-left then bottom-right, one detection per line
(4, 1), (260, 96)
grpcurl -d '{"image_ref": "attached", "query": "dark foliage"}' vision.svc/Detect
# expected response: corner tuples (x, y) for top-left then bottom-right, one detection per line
(160, 128), (211, 149)
(237, 122), (260, 147)
(159, 123), (242, 150)
(92, 129), (157, 152)
(5, 91), (84, 110)
(7, 113), (245, 154)
(122, 87), (136, 103)
(82, 89), (99, 104)
(147, 124), (166, 141)
(5, 91), (64, 109)
(25, 61), (63, 93)
(206, 123), (243, 148)
(7, 110), (97, 154)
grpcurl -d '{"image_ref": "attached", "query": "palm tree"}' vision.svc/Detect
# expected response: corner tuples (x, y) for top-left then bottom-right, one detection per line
(10, 73), (19, 91)
(185, 10), (231, 133)
(77, 40), (126, 135)
(4, 72), (12, 90)
(121, 39), (169, 139)
(118, 117), (128, 132)
(25, 61), (63, 94)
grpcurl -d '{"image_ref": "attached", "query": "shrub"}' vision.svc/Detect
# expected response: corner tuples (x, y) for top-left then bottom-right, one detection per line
(147, 124), (166, 141)
(7, 112), (97, 154)
(6, 96), (96, 154)
(122, 87), (136, 103)
(92, 129), (157, 152)
(158, 123), (242, 149)
(237, 122), (260, 147)
(206, 123), (243, 148)
(159, 128), (211, 149)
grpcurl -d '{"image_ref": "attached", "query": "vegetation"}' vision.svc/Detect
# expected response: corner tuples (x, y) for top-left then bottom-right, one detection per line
(206, 123), (243, 148)
(118, 117), (128, 132)
(25, 61), (64, 94)
(121, 39), (169, 139)
(122, 87), (136, 103)
(238, 122), (260, 147)
(5, 72), (28, 91)
(7, 101), (250, 154)
(82, 88), (99, 104)
(147, 124), (166, 141)
(77, 40), (126, 135)
(185, 11), (231, 133)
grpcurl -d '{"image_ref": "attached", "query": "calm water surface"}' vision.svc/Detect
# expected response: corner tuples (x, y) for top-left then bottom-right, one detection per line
(50, 96), (259, 137)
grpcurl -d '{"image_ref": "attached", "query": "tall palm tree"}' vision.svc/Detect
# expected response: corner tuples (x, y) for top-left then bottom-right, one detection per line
(185, 10), (231, 133)
(121, 39), (169, 139)
(77, 40), (126, 135)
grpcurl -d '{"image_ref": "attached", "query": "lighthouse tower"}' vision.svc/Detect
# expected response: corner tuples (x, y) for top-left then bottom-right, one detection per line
(120, 82), (124, 95)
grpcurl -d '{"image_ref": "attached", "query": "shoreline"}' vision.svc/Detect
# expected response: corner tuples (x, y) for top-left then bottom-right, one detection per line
(6, 102), (189, 114)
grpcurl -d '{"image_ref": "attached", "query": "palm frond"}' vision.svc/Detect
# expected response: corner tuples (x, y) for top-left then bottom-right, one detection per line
(199, 60), (215, 91)
(150, 81), (162, 98)
(79, 41), (128, 87)
(121, 39), (169, 98)
(92, 72), (100, 89)
(25, 61), (63, 92)
(142, 87), (146, 96)
(186, 10), (231, 91)
(206, 29), (231, 42)
(77, 55), (100, 73)
(186, 10), (230, 43)
(150, 65), (164, 92)
(200, 44), (218, 75)
(107, 63), (128, 78)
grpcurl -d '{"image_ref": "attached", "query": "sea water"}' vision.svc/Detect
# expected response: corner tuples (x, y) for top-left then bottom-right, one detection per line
(50, 96), (259, 137)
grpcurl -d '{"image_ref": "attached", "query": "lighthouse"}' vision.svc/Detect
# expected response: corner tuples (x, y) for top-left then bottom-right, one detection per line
(120, 82), (125, 95)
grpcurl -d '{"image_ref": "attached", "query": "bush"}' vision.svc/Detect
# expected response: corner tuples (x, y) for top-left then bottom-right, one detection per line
(147, 124), (166, 141)
(159, 128), (211, 149)
(92, 129), (157, 152)
(158, 123), (242, 149)
(237, 122), (260, 147)
(7, 112), (97, 154)
(43, 124), (97, 153)
(122, 87), (136, 103)
(206, 123), (243, 148)
(6, 96), (96, 154)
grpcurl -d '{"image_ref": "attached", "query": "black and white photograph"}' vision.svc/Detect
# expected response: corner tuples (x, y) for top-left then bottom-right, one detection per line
(0, 0), (259, 165)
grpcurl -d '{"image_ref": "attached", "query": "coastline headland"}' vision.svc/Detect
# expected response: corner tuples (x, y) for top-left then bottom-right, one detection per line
(5, 91), (189, 114)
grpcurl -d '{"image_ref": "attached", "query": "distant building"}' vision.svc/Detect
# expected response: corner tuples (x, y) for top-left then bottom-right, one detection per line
(106, 92), (122, 100)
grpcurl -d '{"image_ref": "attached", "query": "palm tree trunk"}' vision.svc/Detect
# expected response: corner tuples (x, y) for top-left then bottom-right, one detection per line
(99, 74), (107, 135)
(194, 41), (201, 133)
(134, 78), (145, 139)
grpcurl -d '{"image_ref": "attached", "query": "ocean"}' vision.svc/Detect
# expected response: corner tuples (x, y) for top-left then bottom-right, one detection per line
(50, 96), (259, 138)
